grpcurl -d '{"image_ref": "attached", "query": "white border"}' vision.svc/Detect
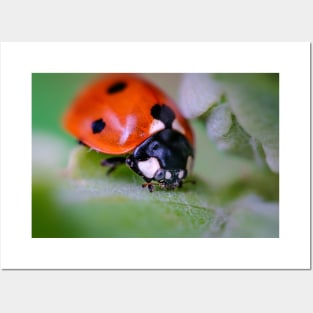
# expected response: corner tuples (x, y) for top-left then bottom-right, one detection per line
(0, 42), (310, 269)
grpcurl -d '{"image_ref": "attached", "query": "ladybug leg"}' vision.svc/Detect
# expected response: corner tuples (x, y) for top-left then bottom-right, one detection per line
(101, 157), (126, 175)
(142, 181), (156, 192)
(77, 140), (89, 147)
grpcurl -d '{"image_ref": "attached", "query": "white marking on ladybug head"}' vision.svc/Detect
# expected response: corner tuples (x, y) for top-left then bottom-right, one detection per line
(138, 157), (160, 179)
(178, 170), (184, 179)
(186, 156), (193, 174)
(149, 119), (165, 135)
(172, 119), (185, 134)
(165, 171), (172, 179)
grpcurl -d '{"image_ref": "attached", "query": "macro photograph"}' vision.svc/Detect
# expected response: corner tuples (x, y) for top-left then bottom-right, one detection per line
(32, 73), (279, 238)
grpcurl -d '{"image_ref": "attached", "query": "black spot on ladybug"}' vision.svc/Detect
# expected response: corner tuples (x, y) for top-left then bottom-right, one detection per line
(91, 118), (106, 134)
(151, 104), (175, 129)
(107, 81), (127, 94)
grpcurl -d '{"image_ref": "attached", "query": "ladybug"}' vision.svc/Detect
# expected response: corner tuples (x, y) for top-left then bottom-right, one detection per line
(63, 74), (195, 192)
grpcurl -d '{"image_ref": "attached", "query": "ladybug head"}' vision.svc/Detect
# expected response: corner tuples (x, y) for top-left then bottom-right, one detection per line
(153, 167), (187, 189)
(126, 129), (194, 189)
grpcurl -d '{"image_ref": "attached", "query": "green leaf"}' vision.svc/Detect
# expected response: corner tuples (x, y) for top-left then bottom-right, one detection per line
(178, 74), (279, 172)
(214, 74), (279, 172)
(32, 125), (279, 238)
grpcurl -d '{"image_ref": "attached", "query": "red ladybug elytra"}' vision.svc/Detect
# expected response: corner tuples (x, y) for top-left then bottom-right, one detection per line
(63, 74), (195, 191)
